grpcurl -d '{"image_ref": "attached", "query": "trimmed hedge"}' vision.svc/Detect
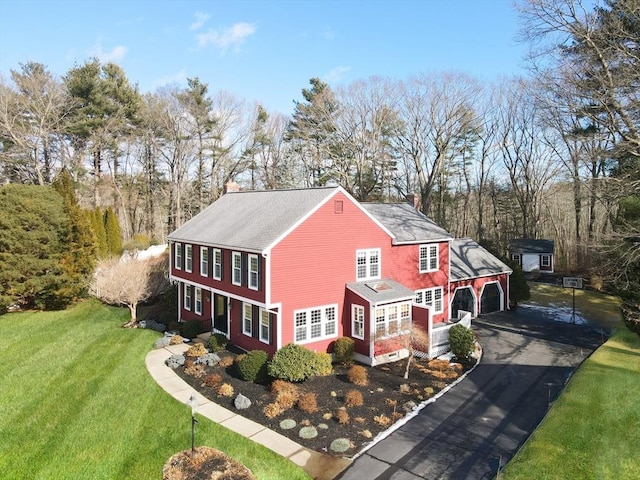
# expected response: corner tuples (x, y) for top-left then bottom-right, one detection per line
(236, 350), (269, 383)
(449, 323), (475, 360)
(208, 333), (229, 352)
(268, 344), (320, 382)
(181, 319), (206, 339)
(334, 337), (355, 365)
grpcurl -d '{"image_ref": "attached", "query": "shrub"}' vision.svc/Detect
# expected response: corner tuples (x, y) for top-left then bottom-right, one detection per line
(449, 324), (475, 360)
(270, 380), (299, 396)
(208, 333), (229, 352)
(279, 419), (296, 430)
(298, 426), (318, 439)
(347, 365), (368, 386)
(182, 319), (206, 339)
(314, 352), (333, 376)
(201, 373), (222, 388)
(335, 408), (350, 425)
(169, 335), (184, 345)
(186, 342), (208, 357)
(263, 402), (284, 419)
(330, 438), (352, 453)
(297, 393), (319, 413)
(216, 383), (234, 397)
(275, 390), (297, 410)
(218, 356), (234, 368)
(236, 350), (269, 382)
(334, 337), (355, 365)
(168, 321), (181, 333)
(268, 343), (318, 382)
(373, 414), (391, 426)
(344, 389), (364, 407)
(184, 362), (205, 378)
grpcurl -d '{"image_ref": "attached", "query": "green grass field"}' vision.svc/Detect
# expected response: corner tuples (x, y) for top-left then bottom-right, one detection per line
(502, 286), (640, 480)
(0, 300), (310, 480)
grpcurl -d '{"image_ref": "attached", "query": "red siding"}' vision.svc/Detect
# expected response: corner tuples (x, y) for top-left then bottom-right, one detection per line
(270, 191), (392, 353)
(344, 289), (371, 358)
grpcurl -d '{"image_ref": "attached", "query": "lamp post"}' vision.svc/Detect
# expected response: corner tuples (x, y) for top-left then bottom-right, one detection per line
(186, 393), (198, 458)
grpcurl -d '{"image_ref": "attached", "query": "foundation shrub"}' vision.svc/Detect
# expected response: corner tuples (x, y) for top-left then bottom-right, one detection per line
(314, 352), (333, 376)
(236, 350), (269, 382)
(347, 365), (368, 386)
(344, 389), (364, 407)
(182, 319), (206, 339)
(268, 343), (318, 382)
(208, 333), (229, 352)
(334, 337), (355, 365)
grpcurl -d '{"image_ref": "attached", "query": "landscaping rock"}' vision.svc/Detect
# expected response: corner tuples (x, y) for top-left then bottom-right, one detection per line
(154, 336), (171, 349)
(195, 352), (220, 366)
(139, 319), (166, 332)
(234, 393), (251, 410)
(165, 354), (185, 369)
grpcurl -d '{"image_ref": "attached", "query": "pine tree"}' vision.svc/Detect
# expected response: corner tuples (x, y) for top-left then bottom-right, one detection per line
(52, 170), (97, 302)
(104, 207), (122, 256)
(507, 260), (530, 308)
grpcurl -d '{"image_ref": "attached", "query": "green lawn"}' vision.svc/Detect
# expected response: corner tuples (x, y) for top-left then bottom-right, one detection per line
(0, 300), (310, 480)
(502, 288), (640, 480)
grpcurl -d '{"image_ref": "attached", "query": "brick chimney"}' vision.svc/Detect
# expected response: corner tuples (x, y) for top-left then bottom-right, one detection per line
(406, 193), (420, 210)
(224, 181), (240, 194)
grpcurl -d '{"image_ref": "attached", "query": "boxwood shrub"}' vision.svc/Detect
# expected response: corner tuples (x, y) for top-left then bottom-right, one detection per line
(449, 323), (475, 360)
(236, 350), (269, 383)
(268, 344), (319, 382)
(334, 337), (355, 365)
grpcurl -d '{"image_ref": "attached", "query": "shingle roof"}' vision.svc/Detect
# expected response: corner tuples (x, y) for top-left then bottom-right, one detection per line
(509, 239), (554, 254)
(450, 238), (512, 281)
(346, 279), (416, 305)
(167, 187), (339, 252)
(361, 203), (452, 244)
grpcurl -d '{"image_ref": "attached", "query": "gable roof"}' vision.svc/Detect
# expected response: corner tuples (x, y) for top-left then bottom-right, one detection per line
(168, 187), (341, 252)
(361, 203), (452, 244)
(509, 239), (554, 254)
(450, 238), (512, 281)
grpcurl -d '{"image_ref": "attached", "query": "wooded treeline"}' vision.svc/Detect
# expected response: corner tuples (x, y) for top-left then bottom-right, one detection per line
(1, 0), (638, 301)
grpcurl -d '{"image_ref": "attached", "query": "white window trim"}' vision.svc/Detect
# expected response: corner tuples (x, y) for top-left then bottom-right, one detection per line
(352, 304), (365, 340)
(232, 252), (242, 286)
(194, 287), (202, 315)
(259, 308), (270, 344)
(242, 302), (253, 336)
(213, 248), (222, 281)
(415, 287), (444, 314)
(185, 244), (193, 273)
(200, 247), (208, 277)
(374, 301), (412, 339)
(174, 242), (182, 270)
(419, 244), (439, 273)
(184, 284), (192, 311)
(541, 255), (551, 267)
(512, 253), (521, 263)
(248, 254), (259, 291)
(356, 248), (381, 281)
(294, 304), (338, 345)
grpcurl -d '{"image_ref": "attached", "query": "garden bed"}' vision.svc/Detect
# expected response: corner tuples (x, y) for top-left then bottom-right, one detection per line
(174, 346), (473, 458)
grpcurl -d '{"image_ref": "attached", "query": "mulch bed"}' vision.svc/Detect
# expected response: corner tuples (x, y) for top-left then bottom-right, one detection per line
(175, 348), (473, 458)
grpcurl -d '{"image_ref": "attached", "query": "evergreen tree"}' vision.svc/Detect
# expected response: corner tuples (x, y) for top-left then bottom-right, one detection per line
(52, 169), (97, 301)
(0, 184), (68, 312)
(507, 260), (530, 308)
(104, 207), (122, 256)
(91, 207), (108, 258)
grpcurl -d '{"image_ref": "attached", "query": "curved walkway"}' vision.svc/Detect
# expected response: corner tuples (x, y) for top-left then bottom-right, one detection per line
(145, 342), (351, 480)
(335, 310), (606, 480)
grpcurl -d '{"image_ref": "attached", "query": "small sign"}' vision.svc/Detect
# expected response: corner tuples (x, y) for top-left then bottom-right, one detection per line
(563, 277), (583, 289)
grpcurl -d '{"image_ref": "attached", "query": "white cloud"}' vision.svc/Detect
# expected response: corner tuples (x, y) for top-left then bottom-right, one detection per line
(151, 70), (188, 90)
(197, 22), (256, 51)
(322, 66), (351, 82)
(190, 12), (210, 31)
(88, 42), (128, 63)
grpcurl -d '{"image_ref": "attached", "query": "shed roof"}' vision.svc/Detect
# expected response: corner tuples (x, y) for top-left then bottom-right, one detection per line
(347, 279), (416, 305)
(361, 203), (452, 244)
(509, 239), (554, 254)
(450, 238), (512, 281)
(167, 187), (339, 252)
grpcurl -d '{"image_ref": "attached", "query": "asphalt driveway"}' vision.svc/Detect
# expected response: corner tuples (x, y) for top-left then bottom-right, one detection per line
(336, 308), (607, 480)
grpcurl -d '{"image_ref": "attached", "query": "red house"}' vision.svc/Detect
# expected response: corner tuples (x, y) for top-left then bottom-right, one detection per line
(168, 186), (511, 365)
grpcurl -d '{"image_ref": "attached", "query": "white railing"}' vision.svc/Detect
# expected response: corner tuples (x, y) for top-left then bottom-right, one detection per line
(429, 310), (472, 358)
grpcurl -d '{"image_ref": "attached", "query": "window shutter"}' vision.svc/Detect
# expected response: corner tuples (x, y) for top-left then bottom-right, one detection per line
(252, 305), (259, 339)
(208, 247), (213, 277)
(269, 312), (274, 345)
(242, 253), (248, 287)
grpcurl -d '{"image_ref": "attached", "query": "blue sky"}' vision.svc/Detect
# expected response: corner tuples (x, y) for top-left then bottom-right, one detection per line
(0, 0), (526, 115)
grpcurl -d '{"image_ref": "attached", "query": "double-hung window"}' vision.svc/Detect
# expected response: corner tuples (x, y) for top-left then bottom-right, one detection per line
(194, 287), (202, 314)
(184, 284), (192, 311)
(232, 252), (242, 286)
(541, 255), (551, 267)
(243, 303), (253, 336)
(200, 247), (208, 277)
(259, 308), (270, 343)
(415, 287), (444, 314)
(356, 249), (380, 281)
(213, 249), (222, 280)
(511, 253), (521, 265)
(174, 243), (182, 270)
(294, 305), (337, 344)
(419, 244), (438, 273)
(248, 254), (259, 290)
(352, 305), (365, 340)
(185, 244), (193, 273)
